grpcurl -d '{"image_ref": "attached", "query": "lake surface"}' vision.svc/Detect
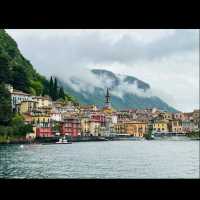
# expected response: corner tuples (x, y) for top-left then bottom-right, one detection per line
(0, 140), (199, 178)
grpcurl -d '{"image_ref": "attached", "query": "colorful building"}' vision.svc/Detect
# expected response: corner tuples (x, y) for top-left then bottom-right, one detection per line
(153, 121), (169, 133)
(11, 89), (33, 111)
(88, 119), (101, 136)
(173, 112), (184, 120)
(60, 117), (81, 137)
(80, 117), (90, 136)
(16, 100), (38, 114)
(90, 113), (106, 126)
(36, 127), (53, 138)
(124, 121), (148, 137)
(51, 112), (62, 122)
(182, 120), (197, 133)
(192, 109), (200, 128)
(114, 122), (125, 134)
(168, 120), (183, 133)
(32, 96), (52, 108)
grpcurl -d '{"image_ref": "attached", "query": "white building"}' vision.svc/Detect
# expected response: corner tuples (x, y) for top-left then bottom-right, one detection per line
(11, 90), (33, 111)
(111, 115), (118, 124)
(50, 112), (62, 122)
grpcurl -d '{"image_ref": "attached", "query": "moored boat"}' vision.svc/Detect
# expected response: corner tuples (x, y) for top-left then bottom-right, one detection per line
(55, 137), (72, 144)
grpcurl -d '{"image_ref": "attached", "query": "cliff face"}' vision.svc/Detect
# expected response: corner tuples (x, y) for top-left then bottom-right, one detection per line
(59, 69), (178, 112)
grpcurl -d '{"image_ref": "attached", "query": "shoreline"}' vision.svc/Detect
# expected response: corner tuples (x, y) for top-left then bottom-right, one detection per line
(0, 135), (199, 145)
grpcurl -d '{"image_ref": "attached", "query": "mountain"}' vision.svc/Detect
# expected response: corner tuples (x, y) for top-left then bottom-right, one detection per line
(59, 69), (178, 112)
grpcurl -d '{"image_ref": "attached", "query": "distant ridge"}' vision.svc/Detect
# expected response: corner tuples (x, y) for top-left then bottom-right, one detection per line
(58, 69), (178, 112)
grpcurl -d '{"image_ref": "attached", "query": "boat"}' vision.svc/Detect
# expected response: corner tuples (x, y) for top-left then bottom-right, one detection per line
(55, 137), (72, 144)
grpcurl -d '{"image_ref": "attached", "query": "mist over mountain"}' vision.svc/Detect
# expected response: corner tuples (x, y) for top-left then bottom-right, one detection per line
(58, 69), (178, 112)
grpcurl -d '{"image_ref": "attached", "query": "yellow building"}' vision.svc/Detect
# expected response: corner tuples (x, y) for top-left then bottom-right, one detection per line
(114, 123), (125, 134)
(89, 120), (101, 136)
(33, 96), (51, 108)
(124, 121), (148, 137)
(80, 117), (90, 136)
(169, 120), (182, 133)
(153, 121), (169, 132)
(17, 100), (38, 114)
(160, 112), (172, 121)
(22, 112), (51, 128)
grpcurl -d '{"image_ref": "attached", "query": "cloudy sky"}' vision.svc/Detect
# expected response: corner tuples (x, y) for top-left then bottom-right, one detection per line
(6, 29), (199, 112)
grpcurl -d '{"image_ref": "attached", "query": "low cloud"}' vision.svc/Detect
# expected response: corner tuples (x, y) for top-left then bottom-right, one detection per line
(6, 29), (199, 112)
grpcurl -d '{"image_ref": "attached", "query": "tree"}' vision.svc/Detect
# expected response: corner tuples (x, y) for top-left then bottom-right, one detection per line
(11, 113), (24, 127)
(0, 83), (12, 125)
(58, 87), (65, 100)
(53, 77), (58, 101)
(11, 65), (30, 93)
(0, 53), (11, 83)
(31, 80), (43, 96)
(49, 76), (54, 99)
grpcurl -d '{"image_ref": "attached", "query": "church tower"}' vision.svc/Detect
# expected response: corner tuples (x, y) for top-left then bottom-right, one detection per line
(104, 88), (111, 109)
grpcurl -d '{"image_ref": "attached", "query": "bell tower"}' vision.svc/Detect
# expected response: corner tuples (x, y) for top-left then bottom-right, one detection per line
(104, 88), (111, 109)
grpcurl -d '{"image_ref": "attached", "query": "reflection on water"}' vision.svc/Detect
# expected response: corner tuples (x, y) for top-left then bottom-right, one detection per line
(0, 140), (199, 178)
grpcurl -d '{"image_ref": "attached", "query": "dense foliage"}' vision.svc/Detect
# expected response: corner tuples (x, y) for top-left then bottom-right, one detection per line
(0, 29), (77, 100)
(0, 83), (12, 125)
(0, 113), (33, 137)
(0, 29), (78, 139)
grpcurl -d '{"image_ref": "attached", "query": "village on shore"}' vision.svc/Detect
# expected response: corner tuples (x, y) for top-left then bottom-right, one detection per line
(6, 83), (200, 143)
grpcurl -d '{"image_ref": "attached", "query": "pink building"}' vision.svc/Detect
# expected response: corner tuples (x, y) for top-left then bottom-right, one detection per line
(36, 127), (53, 138)
(90, 113), (106, 126)
(60, 117), (81, 137)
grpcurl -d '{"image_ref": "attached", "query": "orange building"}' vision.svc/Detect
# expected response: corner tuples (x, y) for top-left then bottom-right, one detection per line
(124, 121), (148, 137)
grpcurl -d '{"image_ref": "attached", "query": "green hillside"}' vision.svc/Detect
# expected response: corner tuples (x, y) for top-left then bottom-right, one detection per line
(0, 29), (77, 138)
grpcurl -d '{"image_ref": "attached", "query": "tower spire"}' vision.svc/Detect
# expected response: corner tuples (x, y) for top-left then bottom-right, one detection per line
(104, 88), (111, 108)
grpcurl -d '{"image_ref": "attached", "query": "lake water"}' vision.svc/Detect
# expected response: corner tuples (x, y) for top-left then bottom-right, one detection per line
(0, 140), (199, 178)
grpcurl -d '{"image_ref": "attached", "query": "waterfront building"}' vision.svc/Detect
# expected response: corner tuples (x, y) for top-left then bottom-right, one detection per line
(23, 111), (51, 128)
(182, 120), (197, 133)
(168, 120), (183, 133)
(114, 122), (125, 134)
(153, 120), (169, 133)
(36, 127), (53, 138)
(183, 112), (193, 121)
(192, 109), (200, 128)
(88, 119), (101, 136)
(80, 117), (90, 136)
(124, 121), (148, 137)
(173, 112), (185, 120)
(60, 117), (81, 137)
(90, 113), (106, 127)
(111, 114), (118, 124)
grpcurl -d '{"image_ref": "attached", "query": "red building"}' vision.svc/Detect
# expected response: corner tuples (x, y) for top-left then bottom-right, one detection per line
(90, 113), (106, 126)
(60, 117), (81, 137)
(36, 127), (53, 138)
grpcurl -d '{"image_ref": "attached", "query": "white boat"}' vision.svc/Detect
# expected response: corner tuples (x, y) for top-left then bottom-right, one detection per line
(55, 137), (72, 144)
